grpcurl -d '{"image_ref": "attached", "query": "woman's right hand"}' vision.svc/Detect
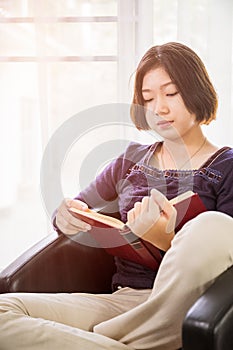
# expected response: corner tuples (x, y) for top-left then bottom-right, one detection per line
(126, 189), (176, 251)
(55, 198), (92, 235)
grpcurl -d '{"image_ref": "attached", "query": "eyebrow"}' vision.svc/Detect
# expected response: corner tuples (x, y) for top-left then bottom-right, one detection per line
(142, 81), (175, 93)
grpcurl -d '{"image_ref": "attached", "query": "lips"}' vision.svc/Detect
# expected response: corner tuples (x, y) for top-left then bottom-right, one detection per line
(157, 120), (174, 128)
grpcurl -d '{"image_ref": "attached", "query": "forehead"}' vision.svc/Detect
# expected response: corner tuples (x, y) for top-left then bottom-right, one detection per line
(142, 67), (173, 91)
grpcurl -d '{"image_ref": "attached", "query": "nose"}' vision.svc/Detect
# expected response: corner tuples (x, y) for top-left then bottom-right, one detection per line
(154, 95), (169, 116)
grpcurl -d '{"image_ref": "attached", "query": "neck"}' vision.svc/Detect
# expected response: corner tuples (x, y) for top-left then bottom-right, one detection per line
(163, 126), (205, 150)
(161, 128), (207, 170)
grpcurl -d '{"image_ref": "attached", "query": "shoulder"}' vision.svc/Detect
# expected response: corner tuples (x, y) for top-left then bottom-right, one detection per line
(105, 141), (157, 181)
(223, 146), (233, 157)
(208, 146), (233, 166)
(122, 141), (155, 162)
(209, 146), (233, 180)
(217, 146), (233, 164)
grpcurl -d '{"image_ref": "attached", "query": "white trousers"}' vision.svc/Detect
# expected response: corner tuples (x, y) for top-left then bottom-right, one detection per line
(0, 211), (233, 350)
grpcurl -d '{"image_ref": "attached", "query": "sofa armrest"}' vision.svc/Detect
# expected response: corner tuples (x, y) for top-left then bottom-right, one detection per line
(0, 231), (116, 294)
(182, 265), (233, 350)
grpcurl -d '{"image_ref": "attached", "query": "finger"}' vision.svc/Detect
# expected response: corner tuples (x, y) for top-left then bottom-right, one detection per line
(127, 207), (136, 224)
(150, 189), (177, 233)
(148, 195), (161, 222)
(126, 203), (145, 236)
(60, 199), (91, 229)
(150, 189), (174, 216)
(57, 210), (91, 232)
(63, 209), (92, 230)
(57, 200), (91, 233)
(66, 198), (88, 210)
(55, 215), (81, 235)
(133, 201), (142, 217)
(132, 198), (155, 235)
(141, 196), (150, 213)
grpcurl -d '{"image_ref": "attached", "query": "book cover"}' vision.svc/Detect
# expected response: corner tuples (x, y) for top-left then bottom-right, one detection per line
(69, 191), (206, 269)
(170, 191), (207, 232)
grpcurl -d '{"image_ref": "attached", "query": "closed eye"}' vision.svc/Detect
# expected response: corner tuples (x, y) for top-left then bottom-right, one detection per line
(166, 91), (179, 97)
(143, 98), (153, 103)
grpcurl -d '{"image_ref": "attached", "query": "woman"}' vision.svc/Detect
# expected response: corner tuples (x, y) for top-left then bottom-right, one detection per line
(0, 42), (233, 350)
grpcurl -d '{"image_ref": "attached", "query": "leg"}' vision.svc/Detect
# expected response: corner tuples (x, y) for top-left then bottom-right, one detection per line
(0, 288), (149, 349)
(95, 212), (233, 350)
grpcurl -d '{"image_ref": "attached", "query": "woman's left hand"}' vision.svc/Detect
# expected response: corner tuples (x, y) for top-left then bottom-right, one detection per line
(126, 189), (177, 251)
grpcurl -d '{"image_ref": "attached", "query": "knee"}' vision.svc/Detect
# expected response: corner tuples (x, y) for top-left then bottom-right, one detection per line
(172, 211), (233, 275)
(176, 211), (233, 247)
(192, 211), (233, 232)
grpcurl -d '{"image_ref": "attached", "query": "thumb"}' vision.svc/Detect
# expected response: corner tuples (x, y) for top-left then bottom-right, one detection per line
(150, 189), (177, 234)
(65, 198), (88, 210)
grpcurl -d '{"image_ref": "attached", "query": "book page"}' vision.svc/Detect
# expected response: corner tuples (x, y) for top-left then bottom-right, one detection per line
(69, 207), (125, 230)
(169, 190), (194, 205)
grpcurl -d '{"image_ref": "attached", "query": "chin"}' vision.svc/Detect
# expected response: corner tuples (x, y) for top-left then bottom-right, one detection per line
(154, 129), (183, 142)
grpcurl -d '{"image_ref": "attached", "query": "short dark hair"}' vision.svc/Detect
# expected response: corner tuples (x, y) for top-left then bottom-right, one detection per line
(130, 42), (218, 130)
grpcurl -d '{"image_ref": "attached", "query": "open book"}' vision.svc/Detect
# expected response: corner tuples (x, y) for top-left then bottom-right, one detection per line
(69, 191), (207, 270)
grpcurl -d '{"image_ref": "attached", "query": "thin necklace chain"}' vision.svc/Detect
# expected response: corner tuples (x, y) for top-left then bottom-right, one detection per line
(161, 137), (207, 170)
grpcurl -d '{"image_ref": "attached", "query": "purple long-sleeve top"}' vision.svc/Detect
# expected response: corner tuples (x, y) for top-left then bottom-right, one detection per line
(73, 142), (233, 290)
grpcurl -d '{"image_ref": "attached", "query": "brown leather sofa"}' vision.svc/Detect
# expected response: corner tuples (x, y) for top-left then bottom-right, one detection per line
(0, 230), (233, 350)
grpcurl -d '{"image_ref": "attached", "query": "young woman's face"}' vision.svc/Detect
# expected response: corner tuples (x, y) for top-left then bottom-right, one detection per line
(142, 67), (198, 141)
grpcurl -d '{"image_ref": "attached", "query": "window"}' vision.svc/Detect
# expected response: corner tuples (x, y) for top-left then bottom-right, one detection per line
(0, 0), (153, 269)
